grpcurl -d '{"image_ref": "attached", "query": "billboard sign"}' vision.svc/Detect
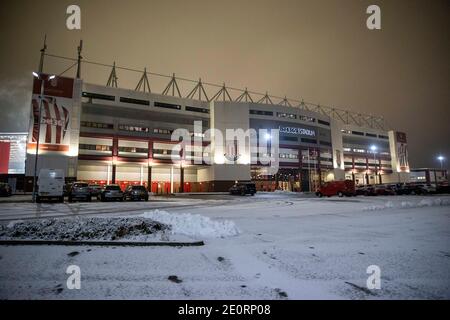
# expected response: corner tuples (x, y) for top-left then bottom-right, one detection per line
(395, 132), (409, 172)
(27, 75), (75, 154)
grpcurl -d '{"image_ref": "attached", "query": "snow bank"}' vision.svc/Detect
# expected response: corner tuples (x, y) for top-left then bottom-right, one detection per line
(0, 217), (169, 241)
(142, 210), (240, 238)
(364, 198), (450, 211)
(273, 189), (296, 194)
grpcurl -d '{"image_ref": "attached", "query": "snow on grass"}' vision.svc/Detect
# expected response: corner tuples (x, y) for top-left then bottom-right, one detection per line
(0, 217), (170, 241)
(141, 210), (240, 238)
(364, 197), (450, 211)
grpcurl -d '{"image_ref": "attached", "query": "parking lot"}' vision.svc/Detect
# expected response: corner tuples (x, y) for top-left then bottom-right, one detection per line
(1, 191), (449, 299)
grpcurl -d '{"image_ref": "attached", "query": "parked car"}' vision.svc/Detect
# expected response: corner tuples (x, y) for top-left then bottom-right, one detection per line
(36, 169), (65, 203)
(68, 182), (91, 202)
(88, 184), (102, 197)
(316, 180), (355, 197)
(98, 185), (124, 201)
(436, 184), (450, 194)
(229, 182), (256, 196)
(0, 182), (12, 197)
(355, 185), (376, 196)
(374, 184), (396, 196)
(124, 185), (149, 201)
(410, 183), (437, 195)
(391, 183), (411, 195)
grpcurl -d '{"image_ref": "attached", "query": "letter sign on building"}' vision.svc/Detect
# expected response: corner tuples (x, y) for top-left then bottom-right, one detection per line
(279, 126), (316, 137)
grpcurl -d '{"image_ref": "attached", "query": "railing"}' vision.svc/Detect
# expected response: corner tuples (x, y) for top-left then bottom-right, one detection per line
(43, 53), (388, 131)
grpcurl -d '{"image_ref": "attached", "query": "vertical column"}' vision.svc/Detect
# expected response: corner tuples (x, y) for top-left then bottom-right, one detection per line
(147, 166), (152, 192)
(112, 136), (118, 184)
(351, 154), (356, 183)
(317, 149), (322, 186)
(170, 166), (174, 194)
(112, 163), (116, 184)
(297, 147), (301, 192)
(107, 164), (111, 185)
(147, 140), (153, 192)
(180, 166), (185, 193)
(366, 156), (370, 185)
(140, 165), (144, 185)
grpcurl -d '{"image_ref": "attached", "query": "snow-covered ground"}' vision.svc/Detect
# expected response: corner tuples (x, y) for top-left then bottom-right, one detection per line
(0, 194), (449, 299)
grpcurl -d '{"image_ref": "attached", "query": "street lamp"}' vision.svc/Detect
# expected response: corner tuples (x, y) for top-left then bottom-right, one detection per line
(437, 155), (445, 169)
(370, 145), (377, 185)
(31, 72), (55, 203)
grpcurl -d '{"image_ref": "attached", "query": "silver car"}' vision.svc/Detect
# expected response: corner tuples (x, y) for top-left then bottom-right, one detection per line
(98, 185), (124, 202)
(68, 182), (91, 202)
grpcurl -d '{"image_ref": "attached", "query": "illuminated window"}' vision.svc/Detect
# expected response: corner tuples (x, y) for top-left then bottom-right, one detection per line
(119, 124), (150, 133)
(299, 115), (315, 122)
(153, 128), (173, 135)
(277, 112), (296, 119)
(81, 121), (114, 130)
(79, 144), (112, 152)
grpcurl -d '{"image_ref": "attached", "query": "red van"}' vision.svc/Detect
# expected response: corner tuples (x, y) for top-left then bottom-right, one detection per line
(316, 180), (356, 197)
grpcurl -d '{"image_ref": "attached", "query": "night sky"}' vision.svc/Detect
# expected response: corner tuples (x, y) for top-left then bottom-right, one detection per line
(0, 0), (449, 169)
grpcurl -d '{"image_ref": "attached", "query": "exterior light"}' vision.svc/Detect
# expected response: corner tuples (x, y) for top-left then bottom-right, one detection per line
(264, 133), (271, 140)
(49, 75), (56, 80)
(370, 145), (377, 152)
(32, 72), (39, 78)
(437, 155), (445, 169)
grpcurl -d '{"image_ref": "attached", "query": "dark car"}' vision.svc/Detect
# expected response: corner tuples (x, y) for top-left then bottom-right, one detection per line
(0, 182), (12, 197)
(124, 185), (149, 201)
(374, 184), (396, 196)
(99, 185), (124, 202)
(68, 182), (91, 202)
(88, 184), (102, 197)
(229, 182), (256, 196)
(436, 184), (450, 194)
(355, 185), (376, 196)
(391, 183), (411, 195)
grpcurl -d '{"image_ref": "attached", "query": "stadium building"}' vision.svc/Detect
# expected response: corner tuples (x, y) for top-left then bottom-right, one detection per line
(23, 44), (411, 193)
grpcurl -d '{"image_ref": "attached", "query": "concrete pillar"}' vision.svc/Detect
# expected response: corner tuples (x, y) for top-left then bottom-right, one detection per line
(170, 166), (174, 194)
(107, 164), (111, 185)
(140, 165), (144, 185)
(147, 166), (152, 192)
(180, 166), (185, 193)
(112, 164), (116, 184)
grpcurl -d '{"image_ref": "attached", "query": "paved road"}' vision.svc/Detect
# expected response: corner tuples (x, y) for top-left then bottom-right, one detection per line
(0, 192), (317, 221)
(1, 194), (449, 299)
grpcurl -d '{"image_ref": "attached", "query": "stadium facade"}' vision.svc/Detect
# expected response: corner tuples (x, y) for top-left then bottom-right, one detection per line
(23, 71), (411, 193)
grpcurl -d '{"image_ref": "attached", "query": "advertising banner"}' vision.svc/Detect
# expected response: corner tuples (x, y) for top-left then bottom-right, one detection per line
(395, 132), (409, 172)
(27, 75), (75, 154)
(0, 141), (10, 174)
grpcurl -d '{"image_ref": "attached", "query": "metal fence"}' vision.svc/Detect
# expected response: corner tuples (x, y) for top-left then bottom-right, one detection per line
(43, 52), (388, 131)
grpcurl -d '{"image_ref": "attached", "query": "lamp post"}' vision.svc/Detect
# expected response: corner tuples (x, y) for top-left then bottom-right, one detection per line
(31, 72), (55, 203)
(264, 133), (273, 191)
(437, 155), (445, 169)
(370, 145), (377, 185)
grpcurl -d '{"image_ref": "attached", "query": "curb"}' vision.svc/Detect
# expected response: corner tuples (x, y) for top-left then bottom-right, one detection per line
(0, 239), (205, 247)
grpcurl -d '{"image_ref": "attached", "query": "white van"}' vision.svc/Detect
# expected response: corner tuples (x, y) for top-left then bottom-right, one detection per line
(37, 169), (65, 203)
